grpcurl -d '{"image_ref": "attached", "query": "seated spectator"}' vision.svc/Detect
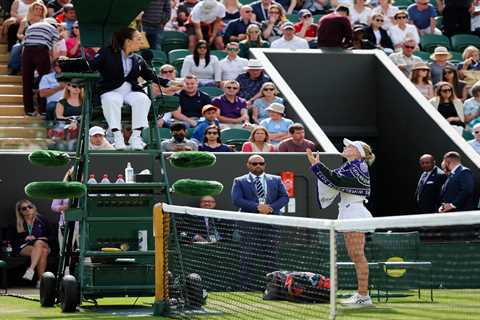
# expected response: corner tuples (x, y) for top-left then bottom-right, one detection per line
(303, 0), (331, 15)
(212, 80), (249, 126)
(317, 5), (352, 48)
(192, 104), (221, 143)
(155, 64), (184, 128)
(411, 62), (434, 99)
(458, 46), (480, 80)
(187, 0), (226, 50)
(389, 38), (422, 77)
(55, 3), (76, 33)
(222, 0), (241, 24)
(236, 59), (271, 103)
(261, 4), (286, 42)
(172, 75), (212, 127)
(271, 21), (309, 49)
(251, 0), (274, 22)
(89, 126), (114, 150)
(39, 59), (66, 121)
(224, 5), (257, 43)
(388, 11), (420, 50)
(2, 0), (34, 51)
(199, 125), (233, 151)
(442, 65), (467, 101)
(429, 46), (452, 85)
(66, 21), (95, 59)
(160, 122), (199, 151)
(220, 41), (248, 80)
(363, 13), (394, 53)
(241, 125), (276, 151)
(181, 40), (221, 86)
(238, 23), (270, 58)
(252, 81), (284, 123)
(371, 0), (399, 31)
(259, 103), (293, 144)
(294, 9), (319, 44)
(22, 17), (60, 117)
(55, 80), (82, 122)
(278, 123), (316, 152)
(463, 83), (480, 131)
(351, 24), (376, 49)
(468, 123), (480, 153)
(165, 0), (186, 32)
(407, 0), (441, 35)
(350, 0), (372, 26)
(472, 0), (480, 37)
(13, 199), (53, 288)
(429, 81), (465, 131)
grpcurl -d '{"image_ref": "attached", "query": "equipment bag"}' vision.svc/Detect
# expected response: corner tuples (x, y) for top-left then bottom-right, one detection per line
(263, 271), (330, 303)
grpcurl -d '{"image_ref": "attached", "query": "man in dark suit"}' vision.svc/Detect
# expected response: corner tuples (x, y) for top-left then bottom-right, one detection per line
(231, 154), (289, 290)
(415, 154), (447, 213)
(178, 195), (220, 243)
(439, 151), (475, 213)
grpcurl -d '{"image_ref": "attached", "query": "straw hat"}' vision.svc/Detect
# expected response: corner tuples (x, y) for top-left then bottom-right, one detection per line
(244, 59), (264, 71)
(265, 103), (285, 115)
(430, 46), (453, 60)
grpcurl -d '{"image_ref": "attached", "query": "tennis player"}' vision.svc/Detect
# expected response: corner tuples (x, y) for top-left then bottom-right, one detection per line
(306, 138), (375, 306)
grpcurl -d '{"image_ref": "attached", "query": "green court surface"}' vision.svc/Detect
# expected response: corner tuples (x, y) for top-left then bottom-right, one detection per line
(0, 290), (479, 320)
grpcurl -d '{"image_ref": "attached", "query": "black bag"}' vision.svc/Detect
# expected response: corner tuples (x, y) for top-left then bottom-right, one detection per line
(57, 57), (92, 73)
(263, 271), (330, 303)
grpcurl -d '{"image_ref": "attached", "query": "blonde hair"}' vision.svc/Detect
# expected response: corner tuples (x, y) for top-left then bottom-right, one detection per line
(259, 82), (278, 97)
(362, 143), (375, 166)
(63, 83), (84, 103)
(462, 45), (479, 60)
(15, 199), (38, 233)
(26, 1), (47, 22)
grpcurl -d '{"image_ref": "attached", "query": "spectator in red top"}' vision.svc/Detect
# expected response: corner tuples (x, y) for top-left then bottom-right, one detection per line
(317, 5), (352, 48)
(294, 9), (318, 44)
(66, 21), (95, 59)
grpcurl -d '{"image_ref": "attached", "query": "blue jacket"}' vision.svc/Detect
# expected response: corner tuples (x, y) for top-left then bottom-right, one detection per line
(231, 173), (289, 214)
(440, 165), (475, 211)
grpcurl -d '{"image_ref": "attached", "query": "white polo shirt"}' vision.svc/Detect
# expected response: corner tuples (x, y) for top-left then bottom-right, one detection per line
(219, 56), (248, 80)
(270, 36), (309, 50)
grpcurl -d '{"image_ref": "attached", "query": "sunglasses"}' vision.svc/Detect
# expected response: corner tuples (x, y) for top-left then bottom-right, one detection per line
(303, 14), (312, 18)
(404, 45), (415, 49)
(263, 88), (275, 91)
(227, 47), (238, 51)
(206, 131), (218, 135)
(198, 46), (208, 49)
(250, 162), (265, 166)
(396, 16), (408, 20)
(440, 88), (452, 93)
(375, 19), (384, 22)
(161, 69), (175, 73)
(244, 10), (252, 13)
(20, 205), (33, 211)
(269, 11), (280, 14)
(225, 86), (239, 90)
(73, 26), (79, 29)
(444, 70), (454, 74)
(69, 84), (81, 88)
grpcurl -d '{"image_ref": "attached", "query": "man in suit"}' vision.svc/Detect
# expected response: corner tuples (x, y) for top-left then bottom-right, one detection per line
(178, 195), (220, 243)
(415, 154), (447, 213)
(439, 151), (475, 213)
(231, 154), (289, 290)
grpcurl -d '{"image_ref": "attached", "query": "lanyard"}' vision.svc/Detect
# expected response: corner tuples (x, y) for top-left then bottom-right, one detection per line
(27, 224), (33, 235)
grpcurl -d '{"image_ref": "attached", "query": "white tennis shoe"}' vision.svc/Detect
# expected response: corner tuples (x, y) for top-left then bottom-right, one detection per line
(22, 268), (34, 281)
(340, 293), (372, 306)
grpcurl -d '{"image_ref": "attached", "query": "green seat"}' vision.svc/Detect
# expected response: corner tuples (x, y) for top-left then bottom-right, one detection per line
(210, 50), (227, 60)
(168, 49), (191, 64)
(420, 34), (451, 52)
(450, 34), (480, 53)
(142, 127), (172, 147)
(415, 51), (431, 62)
(186, 128), (194, 139)
(395, 0), (414, 9)
(448, 51), (463, 66)
(161, 31), (189, 54)
(463, 130), (474, 141)
(199, 86), (224, 98)
(149, 50), (168, 70)
(221, 128), (251, 150)
(286, 14), (300, 23)
(313, 14), (324, 23)
(172, 58), (185, 74)
(239, 0), (256, 4)
(0, 260), (6, 268)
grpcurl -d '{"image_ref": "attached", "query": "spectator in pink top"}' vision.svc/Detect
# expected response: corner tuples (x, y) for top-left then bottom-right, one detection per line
(66, 21), (95, 59)
(241, 125), (276, 152)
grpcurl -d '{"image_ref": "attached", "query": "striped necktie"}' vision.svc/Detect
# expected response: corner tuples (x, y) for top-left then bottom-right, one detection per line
(254, 176), (265, 199)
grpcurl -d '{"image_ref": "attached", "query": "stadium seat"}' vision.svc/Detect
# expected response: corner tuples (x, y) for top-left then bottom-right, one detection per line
(434, 16), (443, 29)
(150, 50), (168, 70)
(395, 0), (414, 9)
(463, 130), (474, 141)
(168, 49), (191, 64)
(371, 232), (433, 302)
(239, 0), (256, 4)
(449, 51), (463, 65)
(313, 14), (324, 23)
(200, 86), (224, 98)
(161, 31), (189, 54)
(221, 128), (251, 150)
(142, 127), (172, 148)
(415, 51), (432, 62)
(172, 58), (185, 74)
(286, 14), (300, 23)
(420, 34), (451, 52)
(450, 34), (480, 53)
(210, 50), (228, 60)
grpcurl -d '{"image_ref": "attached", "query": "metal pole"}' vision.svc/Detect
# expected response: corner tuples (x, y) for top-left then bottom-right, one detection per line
(329, 223), (337, 320)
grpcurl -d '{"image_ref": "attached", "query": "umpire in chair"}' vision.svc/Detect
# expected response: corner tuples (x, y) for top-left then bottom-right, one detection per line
(231, 154), (289, 290)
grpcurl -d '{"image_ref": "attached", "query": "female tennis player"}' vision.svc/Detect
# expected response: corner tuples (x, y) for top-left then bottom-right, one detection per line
(307, 138), (375, 306)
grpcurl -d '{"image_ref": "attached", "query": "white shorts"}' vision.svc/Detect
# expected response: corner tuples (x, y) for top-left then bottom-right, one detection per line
(338, 202), (373, 220)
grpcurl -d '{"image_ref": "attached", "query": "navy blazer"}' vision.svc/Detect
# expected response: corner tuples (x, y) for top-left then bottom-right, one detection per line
(415, 166), (447, 213)
(90, 46), (169, 96)
(251, 1), (270, 22)
(231, 173), (289, 214)
(440, 165), (475, 211)
(363, 26), (394, 50)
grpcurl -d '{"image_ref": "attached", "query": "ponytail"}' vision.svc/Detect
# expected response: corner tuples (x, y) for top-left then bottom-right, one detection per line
(362, 144), (375, 166)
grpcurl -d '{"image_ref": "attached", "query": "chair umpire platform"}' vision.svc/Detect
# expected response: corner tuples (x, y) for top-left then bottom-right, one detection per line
(337, 231), (433, 302)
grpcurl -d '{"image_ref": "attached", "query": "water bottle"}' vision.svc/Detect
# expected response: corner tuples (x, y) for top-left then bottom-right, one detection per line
(4, 241), (12, 257)
(115, 174), (125, 197)
(100, 174), (111, 197)
(87, 174), (97, 197)
(125, 162), (134, 183)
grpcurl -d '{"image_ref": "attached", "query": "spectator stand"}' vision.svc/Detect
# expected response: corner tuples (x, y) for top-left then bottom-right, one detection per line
(420, 34), (451, 52)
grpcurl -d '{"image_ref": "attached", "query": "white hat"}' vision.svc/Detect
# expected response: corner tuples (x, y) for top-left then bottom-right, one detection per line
(265, 103), (285, 114)
(89, 126), (105, 136)
(343, 138), (366, 158)
(201, 0), (218, 12)
(244, 59), (264, 71)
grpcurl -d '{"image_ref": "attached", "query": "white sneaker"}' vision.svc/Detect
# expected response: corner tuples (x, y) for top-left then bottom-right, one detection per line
(113, 131), (127, 150)
(22, 268), (34, 281)
(129, 135), (146, 150)
(340, 293), (372, 306)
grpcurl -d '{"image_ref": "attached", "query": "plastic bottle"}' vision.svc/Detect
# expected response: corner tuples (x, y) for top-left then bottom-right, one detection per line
(5, 241), (12, 257)
(115, 174), (125, 197)
(125, 162), (134, 183)
(87, 174), (97, 197)
(100, 174), (111, 197)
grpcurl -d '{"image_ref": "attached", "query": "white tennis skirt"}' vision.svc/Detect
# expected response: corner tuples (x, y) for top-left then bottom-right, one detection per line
(338, 202), (373, 220)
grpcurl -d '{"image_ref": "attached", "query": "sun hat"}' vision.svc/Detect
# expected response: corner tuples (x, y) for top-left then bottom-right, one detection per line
(430, 46), (453, 60)
(244, 59), (264, 71)
(89, 126), (105, 136)
(411, 62), (430, 71)
(202, 104), (218, 114)
(265, 103), (285, 115)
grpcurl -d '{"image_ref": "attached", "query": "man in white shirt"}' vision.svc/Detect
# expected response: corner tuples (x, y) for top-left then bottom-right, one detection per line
(220, 42), (248, 80)
(39, 59), (66, 120)
(190, 0), (226, 49)
(468, 123), (480, 154)
(270, 21), (309, 49)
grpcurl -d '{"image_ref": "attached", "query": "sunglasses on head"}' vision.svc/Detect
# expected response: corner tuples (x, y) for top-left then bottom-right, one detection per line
(225, 86), (239, 90)
(20, 205), (33, 211)
(250, 162), (265, 166)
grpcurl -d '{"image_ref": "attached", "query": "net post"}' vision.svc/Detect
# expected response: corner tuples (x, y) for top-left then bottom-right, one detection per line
(329, 222), (337, 320)
(153, 203), (169, 316)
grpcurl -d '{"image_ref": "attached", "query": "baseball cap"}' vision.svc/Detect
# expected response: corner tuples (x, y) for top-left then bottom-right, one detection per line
(89, 126), (105, 136)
